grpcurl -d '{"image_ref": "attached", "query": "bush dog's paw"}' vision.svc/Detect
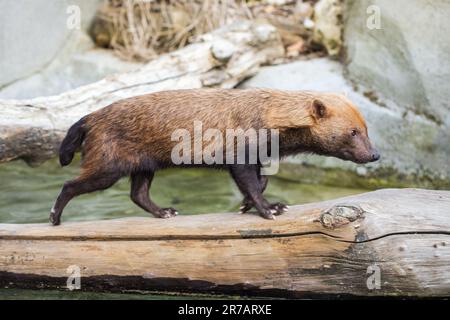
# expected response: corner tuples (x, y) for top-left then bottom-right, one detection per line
(270, 202), (289, 215)
(259, 208), (276, 220)
(156, 207), (178, 218)
(239, 201), (253, 214)
(49, 209), (60, 226)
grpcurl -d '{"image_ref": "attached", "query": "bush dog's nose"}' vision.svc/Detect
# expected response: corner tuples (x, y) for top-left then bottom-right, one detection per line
(371, 150), (380, 162)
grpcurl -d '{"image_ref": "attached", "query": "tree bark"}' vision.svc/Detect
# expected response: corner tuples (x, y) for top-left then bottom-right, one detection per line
(1, 189), (449, 297)
(0, 21), (284, 166)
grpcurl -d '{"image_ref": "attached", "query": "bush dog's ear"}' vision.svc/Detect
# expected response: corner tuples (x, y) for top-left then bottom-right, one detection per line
(311, 99), (326, 120)
(265, 101), (315, 129)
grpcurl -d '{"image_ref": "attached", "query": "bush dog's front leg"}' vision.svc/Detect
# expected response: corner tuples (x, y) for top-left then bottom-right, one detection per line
(239, 171), (288, 216)
(130, 172), (178, 218)
(239, 174), (268, 213)
(229, 165), (277, 220)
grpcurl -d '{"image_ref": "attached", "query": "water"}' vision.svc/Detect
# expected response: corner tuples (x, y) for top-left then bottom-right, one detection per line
(0, 158), (367, 224)
(0, 289), (241, 300)
(0, 158), (367, 299)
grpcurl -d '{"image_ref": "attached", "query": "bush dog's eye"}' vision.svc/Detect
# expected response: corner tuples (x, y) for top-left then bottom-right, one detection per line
(351, 129), (357, 136)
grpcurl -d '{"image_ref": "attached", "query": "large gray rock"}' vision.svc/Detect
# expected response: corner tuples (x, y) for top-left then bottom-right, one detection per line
(0, 0), (104, 98)
(343, 0), (450, 126)
(0, 48), (142, 99)
(240, 58), (450, 188)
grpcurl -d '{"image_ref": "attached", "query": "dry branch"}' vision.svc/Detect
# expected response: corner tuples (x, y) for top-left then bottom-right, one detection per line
(93, 0), (253, 61)
(91, 0), (318, 62)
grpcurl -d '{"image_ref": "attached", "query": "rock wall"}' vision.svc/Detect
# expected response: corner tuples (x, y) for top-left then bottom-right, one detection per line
(0, 0), (103, 98)
(337, 0), (450, 188)
(343, 0), (450, 126)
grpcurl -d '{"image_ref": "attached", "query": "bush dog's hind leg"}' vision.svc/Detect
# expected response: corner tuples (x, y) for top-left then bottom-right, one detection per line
(50, 171), (122, 226)
(239, 169), (288, 216)
(229, 165), (276, 220)
(130, 172), (178, 218)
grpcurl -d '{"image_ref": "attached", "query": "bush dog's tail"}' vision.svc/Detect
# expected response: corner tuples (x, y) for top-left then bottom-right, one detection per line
(59, 117), (86, 166)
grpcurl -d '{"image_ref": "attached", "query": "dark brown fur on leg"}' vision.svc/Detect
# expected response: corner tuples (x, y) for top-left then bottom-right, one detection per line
(239, 170), (288, 216)
(130, 172), (178, 218)
(239, 174), (267, 213)
(229, 165), (277, 220)
(50, 172), (121, 226)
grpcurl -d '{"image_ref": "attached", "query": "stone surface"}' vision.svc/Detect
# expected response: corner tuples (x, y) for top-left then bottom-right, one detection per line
(0, 48), (142, 99)
(240, 58), (450, 188)
(313, 0), (343, 56)
(343, 0), (450, 126)
(0, 0), (103, 99)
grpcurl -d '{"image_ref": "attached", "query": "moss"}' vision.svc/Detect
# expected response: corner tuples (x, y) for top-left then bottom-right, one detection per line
(278, 163), (450, 190)
(362, 90), (387, 108)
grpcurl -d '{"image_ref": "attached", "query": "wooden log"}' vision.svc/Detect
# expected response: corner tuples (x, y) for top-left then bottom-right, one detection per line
(0, 188), (449, 298)
(0, 21), (284, 166)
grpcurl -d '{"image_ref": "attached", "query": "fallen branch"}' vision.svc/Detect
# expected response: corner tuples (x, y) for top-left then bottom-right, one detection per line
(0, 21), (284, 166)
(0, 189), (449, 297)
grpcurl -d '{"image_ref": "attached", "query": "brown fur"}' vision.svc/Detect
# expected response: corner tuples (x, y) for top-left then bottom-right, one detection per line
(51, 88), (379, 225)
(80, 89), (371, 173)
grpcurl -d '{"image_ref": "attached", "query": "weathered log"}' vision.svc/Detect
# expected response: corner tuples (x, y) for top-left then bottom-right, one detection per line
(0, 21), (284, 166)
(0, 188), (449, 298)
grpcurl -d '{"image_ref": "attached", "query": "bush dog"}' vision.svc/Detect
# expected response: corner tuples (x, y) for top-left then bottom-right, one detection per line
(50, 89), (379, 225)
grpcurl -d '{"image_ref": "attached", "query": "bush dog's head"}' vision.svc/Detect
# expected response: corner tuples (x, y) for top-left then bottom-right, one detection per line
(265, 92), (380, 164)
